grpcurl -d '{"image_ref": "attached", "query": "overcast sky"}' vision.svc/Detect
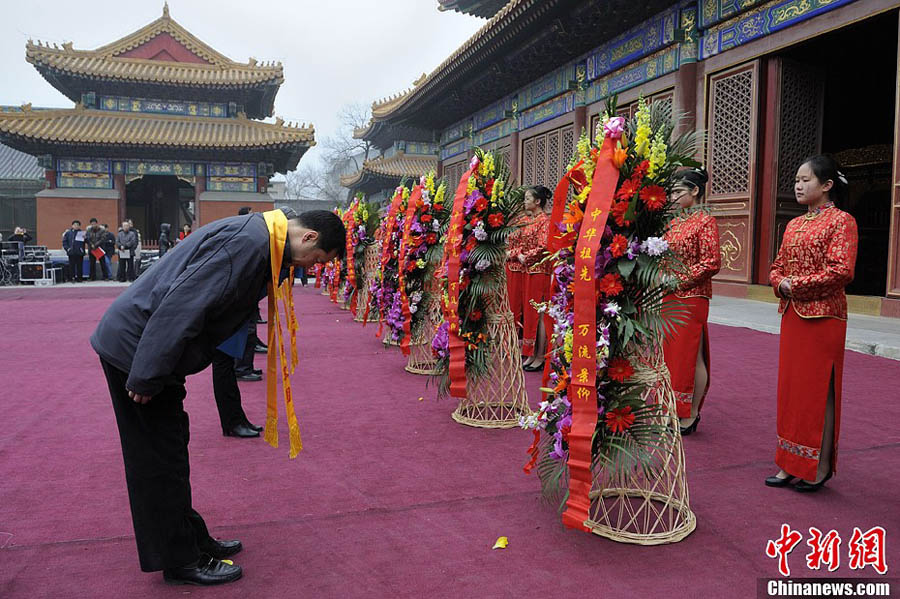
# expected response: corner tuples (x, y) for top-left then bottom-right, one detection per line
(0, 0), (484, 167)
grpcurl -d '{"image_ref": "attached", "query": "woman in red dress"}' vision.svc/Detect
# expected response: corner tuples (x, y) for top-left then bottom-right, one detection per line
(766, 155), (857, 492)
(662, 168), (720, 435)
(516, 186), (552, 370)
(506, 210), (532, 345)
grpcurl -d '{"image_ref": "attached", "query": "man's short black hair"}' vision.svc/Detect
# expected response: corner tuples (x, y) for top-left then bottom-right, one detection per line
(89, 217), (98, 223)
(72, 219), (81, 225)
(296, 210), (346, 259)
(238, 206), (252, 216)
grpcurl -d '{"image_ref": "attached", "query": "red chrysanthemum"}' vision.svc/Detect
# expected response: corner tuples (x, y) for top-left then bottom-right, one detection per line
(610, 201), (632, 227)
(426, 233), (438, 244)
(597, 273), (624, 297)
(607, 357), (634, 383)
(605, 406), (635, 433)
(485, 179), (494, 197)
(639, 185), (667, 211)
(488, 213), (505, 227)
(609, 234), (628, 258)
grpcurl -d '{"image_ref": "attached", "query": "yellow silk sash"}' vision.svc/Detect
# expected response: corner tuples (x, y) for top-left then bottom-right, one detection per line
(263, 210), (302, 458)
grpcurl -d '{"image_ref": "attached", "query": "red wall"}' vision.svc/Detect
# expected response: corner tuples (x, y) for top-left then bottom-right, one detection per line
(37, 196), (118, 249)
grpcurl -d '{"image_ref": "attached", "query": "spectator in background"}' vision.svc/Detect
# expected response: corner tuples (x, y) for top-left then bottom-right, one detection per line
(178, 223), (191, 242)
(101, 224), (116, 280)
(86, 217), (111, 281)
(117, 221), (138, 282)
(62, 219), (86, 282)
(8, 227), (32, 244)
(128, 219), (143, 278)
(158, 223), (173, 258)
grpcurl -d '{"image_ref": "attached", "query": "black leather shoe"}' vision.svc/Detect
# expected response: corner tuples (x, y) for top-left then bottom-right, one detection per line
(236, 372), (262, 382)
(163, 554), (242, 586)
(680, 414), (701, 436)
(245, 420), (263, 432)
(254, 344), (268, 354)
(765, 474), (796, 488)
(252, 368), (263, 375)
(795, 471), (832, 493)
(256, 318), (267, 324)
(224, 424), (260, 438)
(199, 537), (243, 559)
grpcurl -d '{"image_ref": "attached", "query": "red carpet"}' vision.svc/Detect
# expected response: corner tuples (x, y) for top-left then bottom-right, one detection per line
(1, 285), (897, 598)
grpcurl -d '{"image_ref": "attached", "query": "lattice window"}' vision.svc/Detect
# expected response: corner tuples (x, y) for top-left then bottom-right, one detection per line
(443, 160), (468, 190)
(522, 138), (535, 188)
(561, 125), (575, 170)
(496, 145), (511, 175)
(708, 70), (755, 196)
(547, 129), (561, 189)
(535, 135), (548, 187)
(777, 62), (822, 195)
(589, 114), (601, 142)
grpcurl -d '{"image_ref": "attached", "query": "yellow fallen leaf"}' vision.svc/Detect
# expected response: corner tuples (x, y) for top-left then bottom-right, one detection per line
(492, 536), (508, 550)
(418, 397), (424, 402)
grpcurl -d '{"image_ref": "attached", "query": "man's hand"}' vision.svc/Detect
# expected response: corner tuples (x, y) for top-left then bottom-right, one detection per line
(778, 278), (792, 298)
(128, 390), (153, 404)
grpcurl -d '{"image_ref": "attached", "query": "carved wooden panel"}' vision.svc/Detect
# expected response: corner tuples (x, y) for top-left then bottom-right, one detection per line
(443, 159), (468, 191)
(522, 136), (536, 188)
(706, 61), (760, 283)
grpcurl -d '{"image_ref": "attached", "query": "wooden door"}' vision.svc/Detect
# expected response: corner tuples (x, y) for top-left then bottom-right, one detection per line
(706, 61), (761, 283)
(771, 58), (824, 254)
(889, 13), (900, 297)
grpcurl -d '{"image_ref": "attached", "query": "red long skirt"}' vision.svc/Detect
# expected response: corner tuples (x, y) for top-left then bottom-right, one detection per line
(662, 294), (711, 419)
(776, 305), (845, 481)
(523, 272), (551, 357)
(506, 266), (525, 337)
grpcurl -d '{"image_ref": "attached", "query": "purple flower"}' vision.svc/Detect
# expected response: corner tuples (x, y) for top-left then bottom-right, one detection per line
(432, 321), (450, 358)
(463, 196), (475, 215)
(474, 258), (491, 272)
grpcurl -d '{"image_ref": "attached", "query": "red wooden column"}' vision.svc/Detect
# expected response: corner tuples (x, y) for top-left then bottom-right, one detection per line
(754, 58), (779, 284)
(114, 173), (126, 226)
(193, 176), (205, 226)
(44, 169), (56, 190)
(673, 62), (698, 139)
(508, 130), (520, 182)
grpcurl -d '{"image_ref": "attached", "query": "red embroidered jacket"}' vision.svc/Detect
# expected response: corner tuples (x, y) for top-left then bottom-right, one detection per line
(664, 211), (721, 298)
(770, 207), (858, 319)
(520, 212), (552, 275)
(506, 213), (534, 273)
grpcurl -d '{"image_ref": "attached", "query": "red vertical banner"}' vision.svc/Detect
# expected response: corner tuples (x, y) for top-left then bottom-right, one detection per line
(329, 260), (340, 303)
(443, 160), (478, 399)
(561, 136), (619, 532)
(344, 202), (357, 302)
(397, 185), (423, 356)
(547, 160), (587, 253)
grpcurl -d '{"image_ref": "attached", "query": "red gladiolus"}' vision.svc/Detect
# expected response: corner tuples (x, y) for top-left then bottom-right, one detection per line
(488, 213), (504, 227)
(609, 234), (628, 258)
(469, 217), (481, 228)
(607, 357), (634, 383)
(639, 185), (667, 211)
(631, 160), (649, 182)
(597, 273), (624, 297)
(560, 424), (571, 442)
(485, 179), (494, 197)
(605, 406), (635, 433)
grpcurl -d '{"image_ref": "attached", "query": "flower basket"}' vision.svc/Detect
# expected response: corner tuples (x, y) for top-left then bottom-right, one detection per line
(354, 244), (380, 323)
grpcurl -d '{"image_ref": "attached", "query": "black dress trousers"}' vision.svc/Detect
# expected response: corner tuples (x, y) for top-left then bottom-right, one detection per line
(100, 358), (211, 572)
(212, 349), (250, 430)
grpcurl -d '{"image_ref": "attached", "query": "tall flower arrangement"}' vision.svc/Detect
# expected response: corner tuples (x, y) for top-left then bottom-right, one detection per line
(388, 172), (448, 348)
(342, 194), (380, 306)
(433, 149), (525, 397)
(371, 186), (409, 340)
(520, 97), (699, 510)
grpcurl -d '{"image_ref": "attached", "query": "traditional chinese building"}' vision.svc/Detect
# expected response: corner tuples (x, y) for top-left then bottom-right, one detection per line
(361, 0), (900, 317)
(0, 4), (314, 247)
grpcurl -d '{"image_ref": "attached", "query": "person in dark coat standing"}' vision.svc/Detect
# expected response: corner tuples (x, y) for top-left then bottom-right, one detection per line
(100, 224), (116, 278)
(116, 221), (138, 282)
(85, 218), (111, 281)
(158, 223), (173, 258)
(90, 210), (345, 586)
(62, 219), (86, 282)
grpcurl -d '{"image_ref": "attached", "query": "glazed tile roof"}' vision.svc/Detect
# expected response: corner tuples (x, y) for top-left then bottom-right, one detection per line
(0, 142), (43, 179)
(0, 106), (315, 150)
(438, 0), (509, 18)
(340, 153), (437, 188)
(25, 5), (283, 89)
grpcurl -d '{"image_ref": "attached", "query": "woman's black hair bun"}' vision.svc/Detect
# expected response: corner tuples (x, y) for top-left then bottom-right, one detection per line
(677, 167), (709, 188)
